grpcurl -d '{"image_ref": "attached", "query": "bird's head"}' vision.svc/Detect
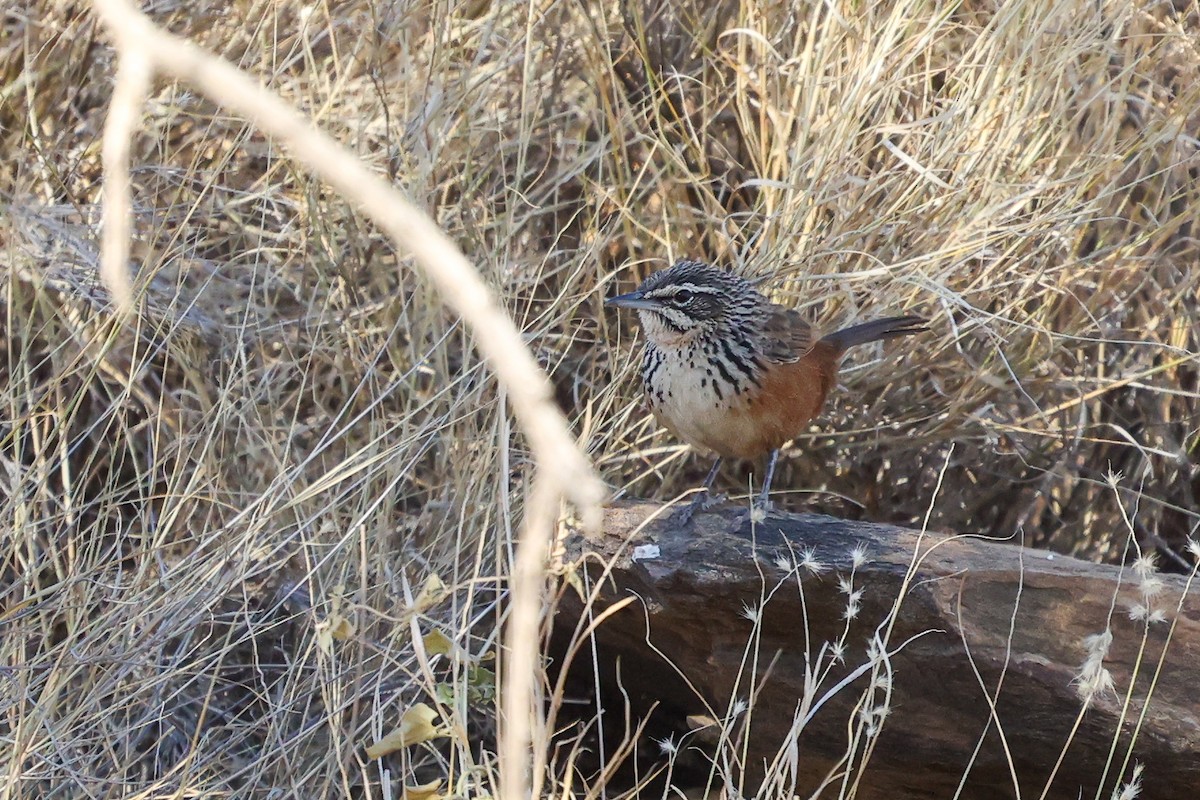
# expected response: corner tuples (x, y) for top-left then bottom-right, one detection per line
(605, 260), (761, 347)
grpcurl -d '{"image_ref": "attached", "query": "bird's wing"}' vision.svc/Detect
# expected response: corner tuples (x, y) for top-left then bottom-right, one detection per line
(757, 306), (816, 364)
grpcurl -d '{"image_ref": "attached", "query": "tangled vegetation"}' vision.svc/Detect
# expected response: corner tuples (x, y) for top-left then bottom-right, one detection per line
(2, 0), (1197, 796)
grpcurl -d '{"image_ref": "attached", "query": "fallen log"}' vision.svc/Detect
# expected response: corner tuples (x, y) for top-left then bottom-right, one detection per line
(551, 502), (1200, 800)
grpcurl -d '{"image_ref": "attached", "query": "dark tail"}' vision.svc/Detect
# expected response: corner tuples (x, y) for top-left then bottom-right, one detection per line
(821, 315), (927, 354)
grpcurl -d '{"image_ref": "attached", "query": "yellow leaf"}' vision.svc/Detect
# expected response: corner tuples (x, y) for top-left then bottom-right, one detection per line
(422, 628), (455, 657)
(315, 624), (333, 656)
(403, 779), (444, 800)
(686, 714), (722, 744)
(413, 574), (448, 613)
(563, 565), (586, 601)
(314, 613), (355, 655)
(366, 703), (444, 758)
(329, 613), (355, 641)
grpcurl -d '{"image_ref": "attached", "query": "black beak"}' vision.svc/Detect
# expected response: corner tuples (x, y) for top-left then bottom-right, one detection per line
(605, 290), (661, 311)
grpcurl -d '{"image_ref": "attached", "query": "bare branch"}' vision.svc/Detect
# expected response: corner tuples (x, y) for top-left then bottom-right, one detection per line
(91, 5), (605, 800)
(99, 48), (151, 311)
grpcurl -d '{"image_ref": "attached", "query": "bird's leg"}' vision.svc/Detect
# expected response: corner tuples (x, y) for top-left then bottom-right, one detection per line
(697, 457), (727, 508)
(668, 458), (724, 526)
(753, 449), (780, 520)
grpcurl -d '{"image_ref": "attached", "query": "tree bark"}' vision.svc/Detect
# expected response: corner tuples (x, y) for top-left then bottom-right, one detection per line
(551, 502), (1200, 800)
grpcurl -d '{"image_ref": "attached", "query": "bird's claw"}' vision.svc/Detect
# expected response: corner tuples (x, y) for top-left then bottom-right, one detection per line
(666, 490), (727, 527)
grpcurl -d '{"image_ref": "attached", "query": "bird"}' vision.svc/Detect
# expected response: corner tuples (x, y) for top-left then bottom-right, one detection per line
(606, 259), (926, 524)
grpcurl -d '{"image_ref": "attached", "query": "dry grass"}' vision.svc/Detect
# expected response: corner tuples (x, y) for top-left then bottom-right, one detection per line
(2, 0), (1198, 797)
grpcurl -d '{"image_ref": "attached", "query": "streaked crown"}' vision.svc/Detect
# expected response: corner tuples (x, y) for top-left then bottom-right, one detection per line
(606, 260), (765, 346)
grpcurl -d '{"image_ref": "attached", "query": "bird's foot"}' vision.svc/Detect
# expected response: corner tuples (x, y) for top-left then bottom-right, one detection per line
(666, 502), (701, 528)
(666, 490), (728, 527)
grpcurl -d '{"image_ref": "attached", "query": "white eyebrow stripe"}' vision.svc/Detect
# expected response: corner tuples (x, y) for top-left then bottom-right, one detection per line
(646, 282), (721, 298)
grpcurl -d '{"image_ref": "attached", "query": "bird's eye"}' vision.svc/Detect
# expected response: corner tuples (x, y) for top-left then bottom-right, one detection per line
(674, 289), (694, 304)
